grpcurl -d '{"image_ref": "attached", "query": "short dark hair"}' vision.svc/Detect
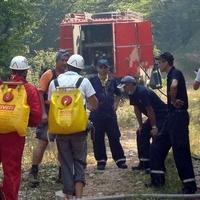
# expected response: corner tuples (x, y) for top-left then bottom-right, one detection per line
(11, 69), (27, 77)
(159, 52), (174, 66)
(67, 65), (81, 73)
(56, 49), (69, 62)
(11, 69), (27, 74)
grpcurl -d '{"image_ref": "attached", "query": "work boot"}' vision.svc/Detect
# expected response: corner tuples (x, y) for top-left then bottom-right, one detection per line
(182, 181), (197, 194)
(97, 164), (105, 170)
(97, 160), (106, 170)
(132, 162), (146, 171)
(145, 181), (164, 188)
(29, 165), (40, 188)
(182, 188), (196, 194)
(145, 174), (165, 188)
(145, 178), (165, 188)
(145, 168), (150, 174)
(117, 163), (128, 169)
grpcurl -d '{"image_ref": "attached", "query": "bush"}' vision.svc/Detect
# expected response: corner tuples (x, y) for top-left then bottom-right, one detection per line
(27, 49), (56, 85)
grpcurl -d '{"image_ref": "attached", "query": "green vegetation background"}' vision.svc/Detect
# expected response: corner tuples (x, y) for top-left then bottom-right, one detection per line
(0, 0), (200, 79)
(0, 1), (200, 197)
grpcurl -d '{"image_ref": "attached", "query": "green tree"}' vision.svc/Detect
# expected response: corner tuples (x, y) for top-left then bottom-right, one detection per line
(150, 0), (200, 52)
(27, 0), (153, 52)
(29, 0), (76, 51)
(1, 0), (200, 80)
(0, 0), (39, 79)
(27, 49), (56, 85)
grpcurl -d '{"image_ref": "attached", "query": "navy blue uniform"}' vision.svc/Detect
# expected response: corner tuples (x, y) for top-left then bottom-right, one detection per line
(129, 85), (167, 169)
(150, 67), (197, 193)
(89, 75), (126, 167)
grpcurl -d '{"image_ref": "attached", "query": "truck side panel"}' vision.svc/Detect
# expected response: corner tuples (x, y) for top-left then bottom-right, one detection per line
(114, 22), (140, 77)
(60, 25), (74, 53)
(59, 13), (154, 78)
(137, 21), (154, 70)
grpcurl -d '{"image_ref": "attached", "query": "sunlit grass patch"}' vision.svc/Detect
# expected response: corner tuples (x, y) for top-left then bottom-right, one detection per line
(188, 89), (200, 156)
(1, 88), (199, 199)
(117, 99), (137, 129)
(22, 129), (58, 169)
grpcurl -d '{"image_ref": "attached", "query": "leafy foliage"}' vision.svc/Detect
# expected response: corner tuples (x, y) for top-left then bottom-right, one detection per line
(1, 0), (200, 79)
(28, 0), (75, 51)
(150, 0), (200, 52)
(27, 49), (56, 85)
(0, 0), (38, 79)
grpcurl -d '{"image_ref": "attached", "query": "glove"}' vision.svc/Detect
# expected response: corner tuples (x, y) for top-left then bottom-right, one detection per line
(87, 121), (95, 141)
(150, 126), (158, 136)
(136, 127), (142, 135)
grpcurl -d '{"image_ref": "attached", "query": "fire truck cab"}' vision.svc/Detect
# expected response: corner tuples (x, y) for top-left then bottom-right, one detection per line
(60, 11), (154, 78)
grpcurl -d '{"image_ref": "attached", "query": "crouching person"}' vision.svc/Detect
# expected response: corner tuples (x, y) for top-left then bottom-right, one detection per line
(48, 54), (98, 200)
(117, 76), (168, 173)
(0, 56), (42, 200)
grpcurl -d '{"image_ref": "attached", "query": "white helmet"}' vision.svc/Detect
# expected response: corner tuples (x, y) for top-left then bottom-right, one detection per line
(67, 54), (84, 69)
(9, 56), (30, 70)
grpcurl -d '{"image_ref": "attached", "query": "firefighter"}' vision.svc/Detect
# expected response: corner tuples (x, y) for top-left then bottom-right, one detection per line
(117, 76), (167, 172)
(29, 49), (69, 186)
(89, 59), (127, 170)
(48, 54), (98, 200)
(0, 56), (42, 200)
(148, 52), (197, 194)
(193, 68), (200, 90)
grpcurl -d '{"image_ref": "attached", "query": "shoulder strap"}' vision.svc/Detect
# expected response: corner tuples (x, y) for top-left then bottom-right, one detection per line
(53, 77), (84, 89)
(54, 78), (59, 88)
(76, 77), (84, 88)
(52, 68), (59, 88)
(51, 68), (57, 80)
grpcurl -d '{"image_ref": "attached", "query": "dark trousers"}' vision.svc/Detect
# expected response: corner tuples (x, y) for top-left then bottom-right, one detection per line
(56, 134), (87, 195)
(92, 117), (126, 166)
(150, 111), (197, 191)
(137, 119), (164, 169)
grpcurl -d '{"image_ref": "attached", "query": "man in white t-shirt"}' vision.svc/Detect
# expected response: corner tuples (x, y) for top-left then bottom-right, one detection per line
(48, 54), (98, 200)
(193, 68), (200, 90)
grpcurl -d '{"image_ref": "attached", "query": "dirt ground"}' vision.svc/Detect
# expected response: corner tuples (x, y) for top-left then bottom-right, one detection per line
(18, 129), (149, 199)
(84, 129), (141, 198)
(16, 128), (200, 200)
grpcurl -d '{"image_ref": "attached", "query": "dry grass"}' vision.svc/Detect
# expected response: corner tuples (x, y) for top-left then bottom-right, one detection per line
(0, 88), (200, 199)
(21, 88), (200, 165)
(188, 88), (200, 155)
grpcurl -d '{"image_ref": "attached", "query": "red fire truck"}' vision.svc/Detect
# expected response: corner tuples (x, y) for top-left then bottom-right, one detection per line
(60, 11), (154, 78)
